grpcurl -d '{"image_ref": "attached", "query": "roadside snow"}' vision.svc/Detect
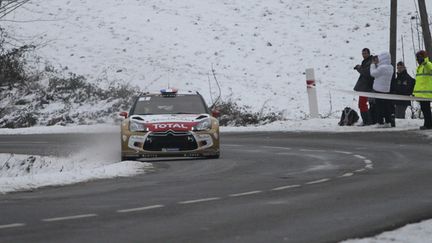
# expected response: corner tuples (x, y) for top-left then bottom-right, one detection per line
(341, 219), (432, 243)
(0, 147), (152, 194)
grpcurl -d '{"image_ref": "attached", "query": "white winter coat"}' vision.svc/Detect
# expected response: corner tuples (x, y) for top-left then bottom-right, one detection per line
(370, 52), (394, 93)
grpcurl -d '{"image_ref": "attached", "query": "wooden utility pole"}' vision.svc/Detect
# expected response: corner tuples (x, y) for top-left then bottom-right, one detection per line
(418, 0), (432, 59)
(390, 0), (397, 67)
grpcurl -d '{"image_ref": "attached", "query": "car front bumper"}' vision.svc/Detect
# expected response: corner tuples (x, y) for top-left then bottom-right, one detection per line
(121, 129), (220, 158)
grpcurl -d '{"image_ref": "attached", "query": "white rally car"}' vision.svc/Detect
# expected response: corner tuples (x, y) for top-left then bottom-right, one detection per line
(120, 89), (220, 160)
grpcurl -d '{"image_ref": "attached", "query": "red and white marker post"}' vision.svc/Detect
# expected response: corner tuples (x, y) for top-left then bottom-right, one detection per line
(305, 68), (319, 118)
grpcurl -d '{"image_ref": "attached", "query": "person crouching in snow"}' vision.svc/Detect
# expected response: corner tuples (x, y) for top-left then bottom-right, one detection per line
(370, 52), (394, 128)
(353, 48), (375, 126)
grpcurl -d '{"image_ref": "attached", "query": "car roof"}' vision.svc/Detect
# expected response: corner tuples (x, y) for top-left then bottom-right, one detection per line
(139, 90), (200, 96)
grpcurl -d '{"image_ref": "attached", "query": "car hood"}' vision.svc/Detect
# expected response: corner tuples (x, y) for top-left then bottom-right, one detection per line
(129, 114), (210, 132)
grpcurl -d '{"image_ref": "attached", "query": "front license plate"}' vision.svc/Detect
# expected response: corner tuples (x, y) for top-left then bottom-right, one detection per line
(162, 148), (180, 152)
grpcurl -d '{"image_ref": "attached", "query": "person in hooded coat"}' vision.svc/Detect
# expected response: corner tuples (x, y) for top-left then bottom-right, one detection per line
(370, 52), (394, 128)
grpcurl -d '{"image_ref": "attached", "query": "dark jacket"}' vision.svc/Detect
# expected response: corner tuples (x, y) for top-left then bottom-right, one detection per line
(391, 70), (415, 105)
(354, 55), (374, 92)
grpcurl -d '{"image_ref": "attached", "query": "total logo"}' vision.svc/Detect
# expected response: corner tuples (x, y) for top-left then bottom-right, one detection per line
(152, 123), (191, 130)
(154, 123), (186, 129)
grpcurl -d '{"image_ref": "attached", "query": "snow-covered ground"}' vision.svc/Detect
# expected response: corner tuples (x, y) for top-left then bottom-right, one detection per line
(0, 138), (153, 194)
(3, 0), (431, 118)
(342, 219), (432, 243)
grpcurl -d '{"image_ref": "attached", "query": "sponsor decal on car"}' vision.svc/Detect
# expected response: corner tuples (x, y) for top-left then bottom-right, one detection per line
(149, 122), (197, 132)
(130, 114), (209, 132)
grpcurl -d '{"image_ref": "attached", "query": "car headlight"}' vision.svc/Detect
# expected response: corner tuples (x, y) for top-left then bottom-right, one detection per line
(129, 121), (147, 132)
(193, 118), (212, 131)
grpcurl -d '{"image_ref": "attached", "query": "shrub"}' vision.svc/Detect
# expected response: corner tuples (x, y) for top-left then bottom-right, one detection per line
(0, 45), (34, 88)
(216, 100), (284, 126)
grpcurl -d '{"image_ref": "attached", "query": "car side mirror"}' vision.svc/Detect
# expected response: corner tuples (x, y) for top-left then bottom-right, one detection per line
(211, 109), (220, 118)
(119, 111), (128, 118)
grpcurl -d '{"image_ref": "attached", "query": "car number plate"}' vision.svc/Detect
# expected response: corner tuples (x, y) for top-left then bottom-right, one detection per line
(162, 148), (180, 152)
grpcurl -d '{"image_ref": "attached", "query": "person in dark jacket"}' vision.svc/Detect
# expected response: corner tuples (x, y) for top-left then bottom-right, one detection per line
(353, 48), (375, 125)
(391, 61), (415, 118)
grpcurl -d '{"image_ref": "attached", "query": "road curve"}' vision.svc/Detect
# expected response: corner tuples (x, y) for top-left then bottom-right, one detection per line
(0, 131), (432, 243)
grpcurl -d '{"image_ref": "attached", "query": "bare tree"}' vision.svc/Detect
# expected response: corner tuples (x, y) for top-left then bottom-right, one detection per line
(0, 0), (33, 87)
(0, 0), (30, 19)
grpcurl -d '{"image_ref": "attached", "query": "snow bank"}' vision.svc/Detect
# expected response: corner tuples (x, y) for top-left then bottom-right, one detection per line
(342, 219), (432, 243)
(0, 144), (152, 193)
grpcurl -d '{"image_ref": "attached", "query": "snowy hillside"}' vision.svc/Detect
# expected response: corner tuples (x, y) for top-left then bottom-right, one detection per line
(2, 0), (432, 119)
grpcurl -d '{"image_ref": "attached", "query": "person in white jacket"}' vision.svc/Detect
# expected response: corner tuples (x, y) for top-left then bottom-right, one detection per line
(370, 52), (394, 127)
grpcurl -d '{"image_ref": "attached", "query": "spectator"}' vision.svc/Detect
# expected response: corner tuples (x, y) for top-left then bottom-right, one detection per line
(412, 50), (432, 130)
(353, 48), (375, 125)
(391, 61), (415, 118)
(370, 52), (394, 128)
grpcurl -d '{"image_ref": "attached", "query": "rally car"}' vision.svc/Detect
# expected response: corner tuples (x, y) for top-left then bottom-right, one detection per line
(120, 89), (220, 160)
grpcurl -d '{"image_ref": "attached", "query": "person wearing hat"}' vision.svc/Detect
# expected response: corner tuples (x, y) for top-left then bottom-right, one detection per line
(413, 50), (432, 130)
(392, 61), (415, 118)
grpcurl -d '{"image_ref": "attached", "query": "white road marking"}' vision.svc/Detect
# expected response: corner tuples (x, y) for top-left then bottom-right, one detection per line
(355, 169), (366, 173)
(306, 178), (330, 185)
(300, 149), (326, 153)
(365, 165), (374, 169)
(117, 205), (164, 213)
(42, 214), (97, 222)
(334, 150), (353, 155)
(241, 149), (264, 153)
(229, 191), (262, 197)
(261, 146), (292, 150)
(339, 173), (354, 178)
(364, 159), (373, 164)
(354, 155), (366, 159)
(178, 197), (221, 204)
(271, 185), (301, 191)
(0, 223), (25, 229)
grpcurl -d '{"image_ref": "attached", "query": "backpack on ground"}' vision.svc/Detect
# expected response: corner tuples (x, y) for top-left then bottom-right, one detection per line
(338, 107), (359, 126)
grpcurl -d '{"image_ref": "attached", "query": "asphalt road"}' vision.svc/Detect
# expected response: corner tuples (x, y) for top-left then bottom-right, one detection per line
(1, 131), (432, 243)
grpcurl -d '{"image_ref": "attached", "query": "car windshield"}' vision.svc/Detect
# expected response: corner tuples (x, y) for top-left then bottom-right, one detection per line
(132, 95), (208, 115)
